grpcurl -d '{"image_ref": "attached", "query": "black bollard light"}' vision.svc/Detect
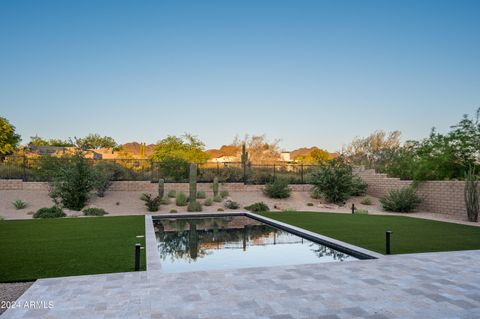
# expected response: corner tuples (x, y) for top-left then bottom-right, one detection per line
(386, 231), (393, 255)
(351, 203), (355, 214)
(134, 243), (141, 271)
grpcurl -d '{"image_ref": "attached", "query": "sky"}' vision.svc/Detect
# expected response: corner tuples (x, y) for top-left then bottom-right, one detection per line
(1, 0), (479, 152)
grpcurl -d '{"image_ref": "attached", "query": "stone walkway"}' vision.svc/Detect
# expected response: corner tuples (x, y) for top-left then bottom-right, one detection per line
(2, 250), (480, 319)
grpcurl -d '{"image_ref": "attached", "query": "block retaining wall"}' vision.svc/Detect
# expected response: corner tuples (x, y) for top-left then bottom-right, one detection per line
(0, 180), (312, 192)
(357, 169), (472, 220)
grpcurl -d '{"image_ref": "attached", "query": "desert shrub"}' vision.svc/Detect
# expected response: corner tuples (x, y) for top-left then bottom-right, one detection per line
(310, 158), (361, 204)
(244, 202), (270, 212)
(140, 193), (160, 212)
(220, 190), (229, 198)
(33, 206), (66, 219)
(224, 200), (240, 209)
(217, 208), (224, 212)
(93, 161), (135, 181)
(204, 198), (213, 206)
(360, 197), (373, 205)
(351, 176), (368, 196)
(49, 153), (95, 210)
(83, 208), (108, 216)
(91, 166), (113, 197)
(187, 200), (202, 212)
(196, 191), (206, 199)
(170, 209), (178, 213)
(176, 192), (188, 206)
(307, 202), (314, 206)
(13, 199), (27, 210)
(159, 157), (189, 182)
(167, 190), (177, 198)
(160, 197), (170, 205)
(355, 208), (369, 214)
(263, 178), (291, 199)
(282, 208), (297, 213)
(380, 186), (421, 212)
(310, 188), (322, 199)
(213, 194), (223, 202)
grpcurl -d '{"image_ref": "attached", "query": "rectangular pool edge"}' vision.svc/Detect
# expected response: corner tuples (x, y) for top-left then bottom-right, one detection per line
(150, 212), (382, 262)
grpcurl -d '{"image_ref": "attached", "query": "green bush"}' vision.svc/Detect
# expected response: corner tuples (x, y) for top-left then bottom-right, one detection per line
(170, 209), (178, 213)
(310, 188), (322, 199)
(93, 161), (136, 181)
(263, 178), (291, 199)
(196, 191), (206, 199)
(160, 197), (170, 205)
(213, 194), (223, 202)
(204, 198), (213, 206)
(13, 200), (27, 210)
(360, 197), (373, 205)
(33, 207), (66, 219)
(167, 190), (177, 198)
(224, 200), (240, 209)
(244, 202), (270, 212)
(351, 176), (368, 196)
(380, 186), (421, 212)
(91, 166), (113, 197)
(176, 192), (188, 206)
(83, 208), (108, 216)
(220, 190), (229, 198)
(187, 200), (202, 212)
(355, 208), (369, 214)
(159, 157), (189, 182)
(217, 208), (224, 212)
(310, 158), (361, 204)
(140, 193), (160, 212)
(307, 202), (314, 206)
(49, 153), (95, 210)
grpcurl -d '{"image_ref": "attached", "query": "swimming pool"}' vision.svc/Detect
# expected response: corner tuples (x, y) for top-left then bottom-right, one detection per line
(153, 214), (368, 273)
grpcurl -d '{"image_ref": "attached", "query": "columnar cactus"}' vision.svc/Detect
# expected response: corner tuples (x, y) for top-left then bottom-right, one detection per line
(158, 178), (165, 199)
(213, 176), (219, 197)
(241, 143), (249, 164)
(465, 167), (479, 222)
(189, 163), (197, 204)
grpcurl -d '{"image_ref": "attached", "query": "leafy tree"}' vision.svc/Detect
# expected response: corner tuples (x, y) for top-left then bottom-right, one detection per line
(233, 134), (281, 164)
(151, 134), (209, 163)
(294, 148), (331, 164)
(0, 117), (21, 160)
(311, 157), (366, 203)
(387, 108), (480, 181)
(74, 134), (118, 150)
(29, 135), (74, 147)
(343, 130), (401, 172)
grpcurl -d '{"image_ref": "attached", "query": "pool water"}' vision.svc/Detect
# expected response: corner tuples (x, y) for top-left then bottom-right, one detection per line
(153, 215), (357, 273)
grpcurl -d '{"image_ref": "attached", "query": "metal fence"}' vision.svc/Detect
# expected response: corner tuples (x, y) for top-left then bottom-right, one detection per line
(0, 156), (320, 184)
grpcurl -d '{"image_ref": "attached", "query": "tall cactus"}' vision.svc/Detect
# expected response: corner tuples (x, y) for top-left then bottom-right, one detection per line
(158, 178), (165, 199)
(189, 163), (197, 204)
(465, 166), (479, 222)
(213, 176), (219, 197)
(241, 143), (249, 164)
(241, 143), (249, 184)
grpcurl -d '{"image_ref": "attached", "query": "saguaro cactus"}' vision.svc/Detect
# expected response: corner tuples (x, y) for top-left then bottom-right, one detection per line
(158, 178), (165, 199)
(465, 166), (479, 222)
(189, 163), (197, 204)
(213, 176), (219, 197)
(241, 143), (249, 184)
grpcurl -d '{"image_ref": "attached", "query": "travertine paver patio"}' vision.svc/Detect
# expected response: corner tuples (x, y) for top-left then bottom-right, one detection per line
(2, 250), (480, 319)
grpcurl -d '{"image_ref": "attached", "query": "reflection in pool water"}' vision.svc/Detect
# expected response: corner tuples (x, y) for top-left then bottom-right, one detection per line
(154, 216), (356, 273)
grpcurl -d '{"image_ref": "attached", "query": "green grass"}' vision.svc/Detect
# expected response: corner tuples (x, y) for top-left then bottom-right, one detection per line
(260, 211), (480, 255)
(0, 216), (146, 282)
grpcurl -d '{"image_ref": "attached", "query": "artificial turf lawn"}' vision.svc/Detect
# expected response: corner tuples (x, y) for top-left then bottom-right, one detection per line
(0, 216), (146, 282)
(259, 211), (480, 255)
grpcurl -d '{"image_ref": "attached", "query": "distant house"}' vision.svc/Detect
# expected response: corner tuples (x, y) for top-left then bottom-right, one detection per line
(280, 152), (292, 162)
(206, 145), (240, 163)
